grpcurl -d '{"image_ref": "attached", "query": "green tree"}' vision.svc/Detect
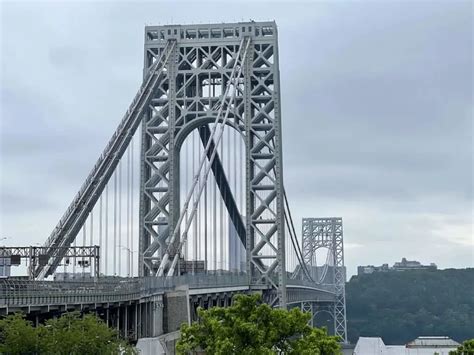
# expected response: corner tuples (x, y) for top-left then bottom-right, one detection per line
(176, 294), (341, 355)
(450, 339), (474, 355)
(37, 312), (135, 354)
(0, 313), (39, 354)
(0, 312), (136, 355)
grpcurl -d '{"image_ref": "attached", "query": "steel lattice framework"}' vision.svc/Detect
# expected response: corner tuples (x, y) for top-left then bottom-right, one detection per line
(29, 22), (346, 317)
(140, 22), (286, 306)
(302, 217), (347, 342)
(0, 246), (100, 280)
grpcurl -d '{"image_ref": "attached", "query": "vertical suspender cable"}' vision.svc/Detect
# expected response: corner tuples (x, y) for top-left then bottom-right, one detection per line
(99, 194), (103, 275)
(233, 128), (238, 272)
(127, 146), (131, 277)
(212, 74), (217, 273)
(192, 131), (197, 274)
(238, 126), (243, 271)
(118, 160), (122, 276)
(219, 124), (224, 271)
(130, 136), (134, 277)
(90, 211), (93, 276)
(105, 184), (109, 275)
(82, 224), (86, 278)
(204, 174), (208, 272)
(114, 172), (117, 276)
(197, 134), (201, 265)
(184, 138), (188, 262)
(226, 125), (230, 271)
(213, 170), (217, 272)
(205, 72), (211, 273)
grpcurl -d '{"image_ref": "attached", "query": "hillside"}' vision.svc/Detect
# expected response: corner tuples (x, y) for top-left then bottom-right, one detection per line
(345, 268), (474, 344)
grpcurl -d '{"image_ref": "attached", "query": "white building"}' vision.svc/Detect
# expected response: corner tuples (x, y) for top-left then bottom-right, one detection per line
(353, 336), (459, 355)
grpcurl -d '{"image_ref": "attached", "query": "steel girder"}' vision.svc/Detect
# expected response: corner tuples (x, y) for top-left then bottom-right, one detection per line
(301, 218), (347, 342)
(140, 22), (286, 307)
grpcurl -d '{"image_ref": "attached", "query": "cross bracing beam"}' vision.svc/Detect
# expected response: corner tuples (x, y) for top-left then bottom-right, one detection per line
(35, 40), (177, 279)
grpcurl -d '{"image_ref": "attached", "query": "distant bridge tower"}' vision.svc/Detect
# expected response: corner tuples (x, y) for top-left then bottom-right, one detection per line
(140, 23), (287, 306)
(302, 217), (347, 342)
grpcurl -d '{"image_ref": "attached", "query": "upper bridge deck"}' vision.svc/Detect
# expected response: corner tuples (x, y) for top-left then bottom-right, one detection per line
(0, 274), (335, 315)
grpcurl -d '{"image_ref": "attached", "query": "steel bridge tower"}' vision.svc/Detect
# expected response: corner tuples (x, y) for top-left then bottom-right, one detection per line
(2, 23), (349, 344)
(302, 217), (347, 342)
(139, 23), (286, 306)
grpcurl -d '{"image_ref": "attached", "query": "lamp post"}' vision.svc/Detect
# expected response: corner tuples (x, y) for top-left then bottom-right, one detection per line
(118, 245), (137, 277)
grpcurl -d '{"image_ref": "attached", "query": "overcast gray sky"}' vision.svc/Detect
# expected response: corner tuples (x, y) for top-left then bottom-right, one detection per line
(0, 0), (472, 276)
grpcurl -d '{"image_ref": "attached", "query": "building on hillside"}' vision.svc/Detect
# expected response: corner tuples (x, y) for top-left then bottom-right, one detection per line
(352, 336), (459, 355)
(392, 258), (437, 271)
(357, 258), (437, 276)
(357, 263), (390, 275)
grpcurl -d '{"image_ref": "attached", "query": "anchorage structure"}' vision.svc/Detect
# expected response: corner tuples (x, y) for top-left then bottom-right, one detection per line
(302, 217), (347, 342)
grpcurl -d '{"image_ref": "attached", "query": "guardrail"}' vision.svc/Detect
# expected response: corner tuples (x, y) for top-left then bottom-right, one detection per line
(0, 273), (335, 308)
(0, 278), (142, 307)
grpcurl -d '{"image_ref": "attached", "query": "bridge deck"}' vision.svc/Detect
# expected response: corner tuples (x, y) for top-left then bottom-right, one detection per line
(0, 275), (335, 314)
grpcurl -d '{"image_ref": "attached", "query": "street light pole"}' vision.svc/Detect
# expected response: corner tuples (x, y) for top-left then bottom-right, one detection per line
(118, 245), (137, 277)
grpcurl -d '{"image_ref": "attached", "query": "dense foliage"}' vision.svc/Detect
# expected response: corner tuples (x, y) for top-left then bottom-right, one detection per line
(449, 339), (474, 354)
(177, 293), (341, 355)
(0, 312), (136, 354)
(346, 268), (474, 344)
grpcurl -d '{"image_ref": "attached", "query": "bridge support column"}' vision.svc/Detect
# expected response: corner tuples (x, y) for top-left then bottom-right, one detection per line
(134, 303), (138, 341)
(124, 305), (128, 340)
(117, 306), (120, 337)
(151, 297), (163, 337)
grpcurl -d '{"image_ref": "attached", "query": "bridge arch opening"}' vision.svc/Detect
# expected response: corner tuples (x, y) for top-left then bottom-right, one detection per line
(177, 121), (246, 274)
(306, 247), (333, 285)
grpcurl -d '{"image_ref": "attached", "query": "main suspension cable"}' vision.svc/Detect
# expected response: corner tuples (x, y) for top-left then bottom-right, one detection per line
(284, 189), (316, 283)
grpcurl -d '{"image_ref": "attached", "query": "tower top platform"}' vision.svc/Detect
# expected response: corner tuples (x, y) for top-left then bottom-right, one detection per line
(145, 21), (277, 43)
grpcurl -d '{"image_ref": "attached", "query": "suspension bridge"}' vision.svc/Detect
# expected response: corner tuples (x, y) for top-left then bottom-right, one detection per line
(0, 21), (347, 350)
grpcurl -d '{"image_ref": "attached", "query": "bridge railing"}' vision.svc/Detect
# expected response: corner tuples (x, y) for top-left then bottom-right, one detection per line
(0, 273), (335, 308)
(0, 278), (142, 307)
(0, 273), (251, 307)
(142, 273), (250, 295)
